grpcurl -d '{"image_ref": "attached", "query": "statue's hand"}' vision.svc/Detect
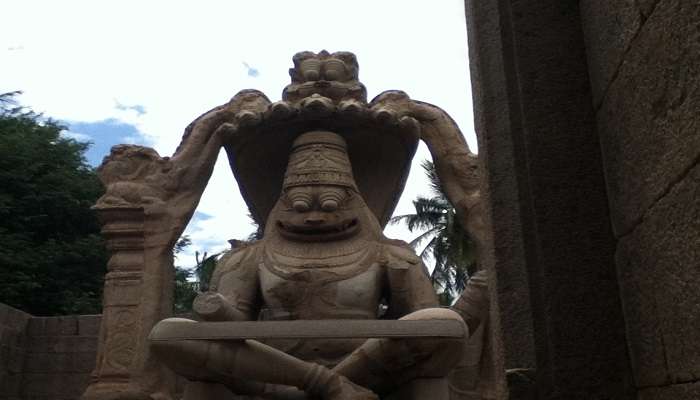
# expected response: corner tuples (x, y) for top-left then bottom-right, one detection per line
(369, 91), (434, 137)
(172, 89), (271, 162)
(193, 291), (248, 321)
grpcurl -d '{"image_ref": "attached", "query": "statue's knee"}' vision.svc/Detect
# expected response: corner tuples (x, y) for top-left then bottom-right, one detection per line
(400, 307), (463, 322)
(400, 308), (468, 337)
(149, 318), (214, 376)
(150, 318), (195, 358)
(395, 308), (468, 376)
(149, 317), (197, 342)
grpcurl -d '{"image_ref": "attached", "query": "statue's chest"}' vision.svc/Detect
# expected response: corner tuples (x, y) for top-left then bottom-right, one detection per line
(258, 246), (384, 320)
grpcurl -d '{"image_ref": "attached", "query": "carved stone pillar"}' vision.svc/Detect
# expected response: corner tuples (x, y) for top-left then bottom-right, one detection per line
(82, 206), (175, 400)
(78, 91), (268, 400)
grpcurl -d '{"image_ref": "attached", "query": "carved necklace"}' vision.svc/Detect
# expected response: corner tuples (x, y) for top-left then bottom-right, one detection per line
(262, 241), (380, 284)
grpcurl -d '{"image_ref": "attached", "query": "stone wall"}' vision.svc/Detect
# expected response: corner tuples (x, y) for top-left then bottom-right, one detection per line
(464, 0), (697, 397)
(0, 304), (31, 400)
(580, 0), (700, 398)
(465, 0), (635, 398)
(0, 304), (100, 400)
(0, 306), (191, 400)
(22, 314), (100, 400)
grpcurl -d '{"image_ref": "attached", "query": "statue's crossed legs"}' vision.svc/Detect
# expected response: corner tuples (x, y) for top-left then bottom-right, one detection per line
(150, 308), (466, 400)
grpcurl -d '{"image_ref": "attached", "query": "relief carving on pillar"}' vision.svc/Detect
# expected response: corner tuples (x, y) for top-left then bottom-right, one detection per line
(95, 145), (173, 212)
(103, 309), (138, 375)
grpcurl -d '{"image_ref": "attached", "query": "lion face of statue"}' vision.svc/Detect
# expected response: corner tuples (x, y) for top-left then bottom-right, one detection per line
(275, 184), (362, 242)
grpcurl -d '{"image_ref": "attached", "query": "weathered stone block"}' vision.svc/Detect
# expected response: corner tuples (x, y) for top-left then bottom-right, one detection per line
(637, 0), (660, 17)
(0, 304), (31, 345)
(25, 335), (53, 353)
(0, 344), (9, 366)
(0, 305), (8, 326)
(0, 372), (22, 395)
(580, 0), (641, 105)
(25, 351), (97, 374)
(73, 351), (97, 372)
(1, 327), (28, 349)
(42, 316), (79, 336)
(597, 0), (700, 236)
(25, 318), (45, 337)
(616, 164), (700, 387)
(6, 346), (24, 373)
(0, 328), (13, 347)
(61, 336), (99, 354)
(21, 373), (91, 396)
(22, 352), (47, 373)
(77, 315), (101, 336)
(27, 335), (98, 354)
(638, 381), (700, 400)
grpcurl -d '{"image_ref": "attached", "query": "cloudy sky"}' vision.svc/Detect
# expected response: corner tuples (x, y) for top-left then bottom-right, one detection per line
(1, 0), (475, 267)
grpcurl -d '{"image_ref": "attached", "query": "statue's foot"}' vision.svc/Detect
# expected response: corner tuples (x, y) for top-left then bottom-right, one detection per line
(323, 374), (378, 400)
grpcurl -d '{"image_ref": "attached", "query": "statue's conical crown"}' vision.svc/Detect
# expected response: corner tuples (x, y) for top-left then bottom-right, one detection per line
(283, 131), (358, 191)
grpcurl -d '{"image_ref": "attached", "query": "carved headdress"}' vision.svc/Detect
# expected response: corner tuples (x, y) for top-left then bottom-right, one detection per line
(283, 131), (358, 191)
(222, 51), (419, 230)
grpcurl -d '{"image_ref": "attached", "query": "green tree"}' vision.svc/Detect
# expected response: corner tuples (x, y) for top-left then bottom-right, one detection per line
(173, 236), (198, 314)
(0, 92), (108, 315)
(172, 235), (224, 313)
(193, 250), (221, 291)
(390, 160), (476, 305)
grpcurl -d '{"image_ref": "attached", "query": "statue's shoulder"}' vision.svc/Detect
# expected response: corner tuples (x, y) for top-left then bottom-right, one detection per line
(212, 242), (262, 280)
(218, 241), (262, 267)
(379, 238), (424, 271)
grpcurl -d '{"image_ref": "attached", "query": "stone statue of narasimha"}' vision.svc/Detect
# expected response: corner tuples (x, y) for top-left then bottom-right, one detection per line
(147, 51), (490, 400)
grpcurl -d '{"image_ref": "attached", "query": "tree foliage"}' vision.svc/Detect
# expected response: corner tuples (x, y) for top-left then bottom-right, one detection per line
(390, 160), (476, 305)
(173, 236), (197, 314)
(172, 216), (259, 313)
(172, 235), (224, 313)
(0, 92), (108, 315)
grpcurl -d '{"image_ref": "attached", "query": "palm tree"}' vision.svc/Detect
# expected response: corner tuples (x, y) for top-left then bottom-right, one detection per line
(193, 249), (223, 291)
(390, 160), (477, 305)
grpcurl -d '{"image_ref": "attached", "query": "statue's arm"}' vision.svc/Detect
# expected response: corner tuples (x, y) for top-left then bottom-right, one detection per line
(95, 90), (271, 251)
(383, 243), (439, 318)
(370, 92), (486, 253)
(451, 270), (490, 335)
(169, 90), (271, 198)
(193, 247), (261, 321)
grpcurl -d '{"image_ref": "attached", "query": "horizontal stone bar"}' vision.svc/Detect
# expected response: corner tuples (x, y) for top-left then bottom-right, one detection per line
(150, 319), (466, 341)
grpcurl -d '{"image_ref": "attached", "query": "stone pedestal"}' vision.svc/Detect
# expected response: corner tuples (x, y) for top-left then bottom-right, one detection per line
(82, 206), (174, 400)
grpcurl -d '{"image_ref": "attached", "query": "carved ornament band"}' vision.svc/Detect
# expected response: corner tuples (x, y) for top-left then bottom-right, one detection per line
(283, 131), (358, 190)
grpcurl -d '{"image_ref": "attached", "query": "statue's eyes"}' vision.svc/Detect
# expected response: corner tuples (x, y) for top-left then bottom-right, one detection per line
(318, 187), (346, 212)
(286, 187), (312, 212)
(284, 186), (351, 212)
(293, 199), (311, 213)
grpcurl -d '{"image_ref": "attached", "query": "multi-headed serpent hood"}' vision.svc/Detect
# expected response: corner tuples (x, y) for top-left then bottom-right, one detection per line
(222, 51), (420, 230)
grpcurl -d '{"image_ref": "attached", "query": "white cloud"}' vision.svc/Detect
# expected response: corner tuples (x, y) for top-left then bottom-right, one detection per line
(0, 0), (475, 256)
(60, 130), (91, 142)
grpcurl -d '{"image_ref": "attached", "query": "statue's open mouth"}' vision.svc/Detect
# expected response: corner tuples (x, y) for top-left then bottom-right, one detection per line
(276, 218), (359, 241)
